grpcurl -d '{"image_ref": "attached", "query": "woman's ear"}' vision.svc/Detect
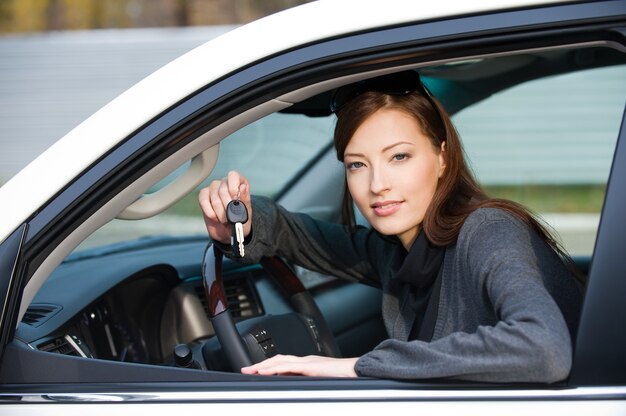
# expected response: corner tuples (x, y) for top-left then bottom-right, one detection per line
(438, 141), (447, 178)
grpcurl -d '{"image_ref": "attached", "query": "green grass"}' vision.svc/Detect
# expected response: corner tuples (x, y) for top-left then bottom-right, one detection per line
(163, 184), (606, 218)
(484, 184), (606, 213)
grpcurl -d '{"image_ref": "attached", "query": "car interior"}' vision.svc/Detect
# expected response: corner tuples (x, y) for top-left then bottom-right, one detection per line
(8, 41), (626, 384)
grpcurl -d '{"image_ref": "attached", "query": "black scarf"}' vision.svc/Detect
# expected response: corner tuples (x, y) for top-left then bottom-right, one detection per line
(391, 230), (445, 340)
(393, 230), (444, 288)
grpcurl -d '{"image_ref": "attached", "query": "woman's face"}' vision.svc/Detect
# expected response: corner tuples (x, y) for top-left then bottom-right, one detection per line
(343, 108), (446, 249)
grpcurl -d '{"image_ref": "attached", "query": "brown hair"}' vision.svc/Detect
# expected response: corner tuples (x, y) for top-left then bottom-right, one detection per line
(333, 88), (582, 284)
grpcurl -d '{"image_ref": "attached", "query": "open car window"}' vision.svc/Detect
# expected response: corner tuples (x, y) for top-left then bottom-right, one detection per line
(77, 62), (626, 258)
(70, 47), (626, 325)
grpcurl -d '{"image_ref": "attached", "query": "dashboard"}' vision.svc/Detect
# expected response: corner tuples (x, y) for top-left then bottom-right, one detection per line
(15, 236), (385, 370)
(16, 237), (268, 366)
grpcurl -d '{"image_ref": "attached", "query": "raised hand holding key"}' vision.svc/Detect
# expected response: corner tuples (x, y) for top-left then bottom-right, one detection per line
(199, 171), (252, 256)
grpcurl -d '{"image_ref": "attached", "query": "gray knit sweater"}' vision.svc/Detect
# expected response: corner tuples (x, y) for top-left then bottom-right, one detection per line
(234, 196), (581, 383)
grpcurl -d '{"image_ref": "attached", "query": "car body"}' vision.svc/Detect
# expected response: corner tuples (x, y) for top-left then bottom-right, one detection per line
(0, 0), (625, 414)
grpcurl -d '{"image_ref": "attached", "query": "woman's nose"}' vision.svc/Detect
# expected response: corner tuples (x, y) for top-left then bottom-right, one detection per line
(370, 165), (390, 194)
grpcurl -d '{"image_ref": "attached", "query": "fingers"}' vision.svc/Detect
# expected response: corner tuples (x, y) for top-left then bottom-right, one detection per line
(240, 355), (358, 377)
(198, 171), (252, 243)
(215, 180), (233, 222)
(227, 171), (252, 213)
(201, 171), (247, 219)
(241, 354), (302, 376)
(227, 170), (243, 199)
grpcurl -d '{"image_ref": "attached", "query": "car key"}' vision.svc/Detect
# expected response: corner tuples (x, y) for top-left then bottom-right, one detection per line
(226, 198), (248, 258)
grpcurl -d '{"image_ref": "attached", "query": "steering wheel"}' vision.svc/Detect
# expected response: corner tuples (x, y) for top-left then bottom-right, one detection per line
(201, 243), (342, 371)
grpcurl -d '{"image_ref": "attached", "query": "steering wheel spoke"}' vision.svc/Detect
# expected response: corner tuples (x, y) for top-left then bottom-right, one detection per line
(201, 243), (342, 372)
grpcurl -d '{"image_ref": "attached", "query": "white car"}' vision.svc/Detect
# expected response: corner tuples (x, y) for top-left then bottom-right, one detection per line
(0, 0), (625, 414)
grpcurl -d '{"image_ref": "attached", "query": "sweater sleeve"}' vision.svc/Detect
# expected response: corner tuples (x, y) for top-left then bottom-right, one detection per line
(355, 210), (574, 383)
(220, 195), (389, 286)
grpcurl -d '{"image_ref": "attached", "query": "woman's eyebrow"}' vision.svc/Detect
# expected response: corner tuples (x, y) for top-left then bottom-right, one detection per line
(344, 141), (414, 159)
(382, 141), (414, 153)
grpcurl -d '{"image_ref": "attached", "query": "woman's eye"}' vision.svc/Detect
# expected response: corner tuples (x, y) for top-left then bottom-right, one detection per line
(346, 161), (364, 170)
(392, 153), (409, 162)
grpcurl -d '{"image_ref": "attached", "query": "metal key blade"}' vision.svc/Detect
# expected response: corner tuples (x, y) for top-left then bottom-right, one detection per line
(235, 222), (245, 257)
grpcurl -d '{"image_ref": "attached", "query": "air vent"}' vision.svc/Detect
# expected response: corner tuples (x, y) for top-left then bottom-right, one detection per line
(225, 281), (260, 318)
(21, 303), (62, 327)
(195, 278), (262, 320)
(37, 335), (86, 357)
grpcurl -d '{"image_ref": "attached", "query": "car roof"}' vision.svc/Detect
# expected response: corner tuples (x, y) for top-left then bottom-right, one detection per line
(0, 0), (569, 242)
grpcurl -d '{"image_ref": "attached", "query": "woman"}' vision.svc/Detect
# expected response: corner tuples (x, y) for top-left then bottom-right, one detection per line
(199, 71), (582, 382)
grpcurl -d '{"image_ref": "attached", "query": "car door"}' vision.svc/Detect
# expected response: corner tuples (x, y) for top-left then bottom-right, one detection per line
(0, 1), (625, 414)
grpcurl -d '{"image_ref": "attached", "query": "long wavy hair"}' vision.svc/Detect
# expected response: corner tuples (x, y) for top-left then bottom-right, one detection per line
(333, 88), (583, 284)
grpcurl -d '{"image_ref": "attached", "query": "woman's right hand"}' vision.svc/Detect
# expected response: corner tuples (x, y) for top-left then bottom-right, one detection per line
(198, 171), (253, 245)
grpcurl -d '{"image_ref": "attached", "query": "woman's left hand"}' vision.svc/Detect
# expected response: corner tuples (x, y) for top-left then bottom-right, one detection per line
(241, 354), (359, 377)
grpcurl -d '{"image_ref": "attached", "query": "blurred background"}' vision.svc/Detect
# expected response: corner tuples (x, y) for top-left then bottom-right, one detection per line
(0, 0), (311, 184)
(0, 0), (311, 33)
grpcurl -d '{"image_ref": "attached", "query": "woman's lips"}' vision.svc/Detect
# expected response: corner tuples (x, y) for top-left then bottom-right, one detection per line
(371, 200), (402, 217)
